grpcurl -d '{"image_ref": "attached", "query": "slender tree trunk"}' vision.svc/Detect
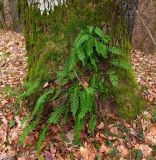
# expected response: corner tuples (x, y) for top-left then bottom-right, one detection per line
(2, 0), (21, 31)
(19, 0), (144, 119)
(120, 0), (139, 39)
(3, 0), (13, 29)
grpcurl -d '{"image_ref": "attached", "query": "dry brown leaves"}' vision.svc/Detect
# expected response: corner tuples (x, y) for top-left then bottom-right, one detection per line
(132, 50), (156, 105)
(0, 30), (27, 109)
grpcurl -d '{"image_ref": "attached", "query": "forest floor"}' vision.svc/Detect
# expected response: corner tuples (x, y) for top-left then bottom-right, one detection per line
(0, 30), (156, 160)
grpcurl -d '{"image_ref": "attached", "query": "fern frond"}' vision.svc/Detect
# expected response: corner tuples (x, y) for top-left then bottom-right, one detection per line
(78, 88), (94, 119)
(89, 114), (96, 132)
(69, 84), (79, 117)
(111, 60), (131, 70)
(48, 105), (66, 125)
(107, 70), (118, 87)
(85, 87), (95, 113)
(18, 81), (40, 100)
(19, 116), (40, 144)
(37, 126), (48, 153)
(94, 39), (107, 58)
(90, 56), (98, 71)
(51, 87), (62, 101)
(75, 34), (89, 49)
(85, 37), (94, 57)
(86, 26), (94, 34)
(77, 46), (86, 65)
(31, 88), (54, 119)
(94, 27), (105, 39)
(109, 47), (124, 56)
(74, 118), (84, 143)
(68, 49), (78, 72)
(78, 91), (87, 120)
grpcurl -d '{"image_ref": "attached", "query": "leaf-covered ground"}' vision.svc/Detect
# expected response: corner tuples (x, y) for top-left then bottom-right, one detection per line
(0, 30), (156, 160)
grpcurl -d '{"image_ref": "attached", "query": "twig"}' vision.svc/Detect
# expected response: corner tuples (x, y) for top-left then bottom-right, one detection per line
(73, 70), (84, 87)
(136, 10), (156, 48)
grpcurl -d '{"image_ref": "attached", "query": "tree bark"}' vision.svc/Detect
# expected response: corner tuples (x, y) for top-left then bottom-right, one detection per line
(2, 0), (21, 31)
(3, 0), (13, 29)
(120, 0), (139, 39)
(19, 0), (144, 119)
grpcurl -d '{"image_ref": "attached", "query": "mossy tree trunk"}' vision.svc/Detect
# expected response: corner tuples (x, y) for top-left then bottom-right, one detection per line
(19, 0), (144, 119)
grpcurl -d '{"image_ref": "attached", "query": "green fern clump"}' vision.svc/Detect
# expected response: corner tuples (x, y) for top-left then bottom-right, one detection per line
(20, 26), (142, 152)
(18, 81), (40, 101)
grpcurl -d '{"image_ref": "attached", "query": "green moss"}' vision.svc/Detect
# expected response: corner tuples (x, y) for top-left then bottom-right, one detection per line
(20, 0), (145, 119)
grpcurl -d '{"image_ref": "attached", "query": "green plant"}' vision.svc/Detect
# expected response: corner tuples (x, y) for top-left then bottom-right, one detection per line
(20, 26), (132, 152)
(131, 149), (143, 160)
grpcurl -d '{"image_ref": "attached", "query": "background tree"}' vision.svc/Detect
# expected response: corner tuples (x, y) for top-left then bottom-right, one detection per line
(0, 0), (21, 31)
(19, 0), (144, 119)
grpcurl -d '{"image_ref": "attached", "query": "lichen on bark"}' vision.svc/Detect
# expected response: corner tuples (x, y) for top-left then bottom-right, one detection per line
(19, 0), (145, 119)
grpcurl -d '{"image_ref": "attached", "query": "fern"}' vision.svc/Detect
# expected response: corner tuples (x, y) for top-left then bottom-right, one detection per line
(20, 26), (135, 150)
(77, 46), (86, 65)
(51, 87), (62, 101)
(37, 126), (48, 153)
(89, 114), (97, 132)
(85, 37), (94, 57)
(30, 88), (54, 120)
(108, 71), (119, 87)
(94, 39), (107, 58)
(48, 105), (66, 125)
(109, 47), (123, 56)
(69, 83), (80, 117)
(19, 116), (40, 144)
(75, 34), (89, 49)
(74, 118), (85, 143)
(78, 88), (94, 120)
(111, 60), (131, 70)
(18, 81), (40, 100)
(94, 27), (106, 39)
(78, 91), (88, 120)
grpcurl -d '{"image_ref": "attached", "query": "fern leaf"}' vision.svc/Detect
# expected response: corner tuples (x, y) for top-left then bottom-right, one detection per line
(68, 49), (78, 71)
(79, 88), (94, 119)
(103, 35), (111, 44)
(48, 105), (66, 125)
(86, 26), (94, 33)
(111, 60), (131, 70)
(85, 37), (93, 57)
(77, 47), (86, 65)
(19, 117), (40, 144)
(85, 87), (95, 113)
(75, 34), (89, 49)
(78, 91), (87, 119)
(94, 39), (107, 58)
(31, 89), (54, 119)
(94, 27), (105, 39)
(74, 118), (84, 143)
(69, 84), (79, 117)
(37, 126), (48, 153)
(51, 87), (62, 101)
(18, 81), (40, 100)
(86, 87), (94, 95)
(109, 47), (123, 56)
(89, 115), (96, 132)
(108, 71), (118, 87)
(90, 56), (98, 71)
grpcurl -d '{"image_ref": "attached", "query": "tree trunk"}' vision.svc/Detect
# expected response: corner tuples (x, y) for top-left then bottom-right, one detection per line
(120, 0), (139, 39)
(3, 0), (13, 29)
(2, 0), (21, 31)
(19, 0), (144, 119)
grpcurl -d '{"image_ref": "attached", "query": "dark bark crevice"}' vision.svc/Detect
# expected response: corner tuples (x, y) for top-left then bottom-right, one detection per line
(120, 0), (139, 39)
